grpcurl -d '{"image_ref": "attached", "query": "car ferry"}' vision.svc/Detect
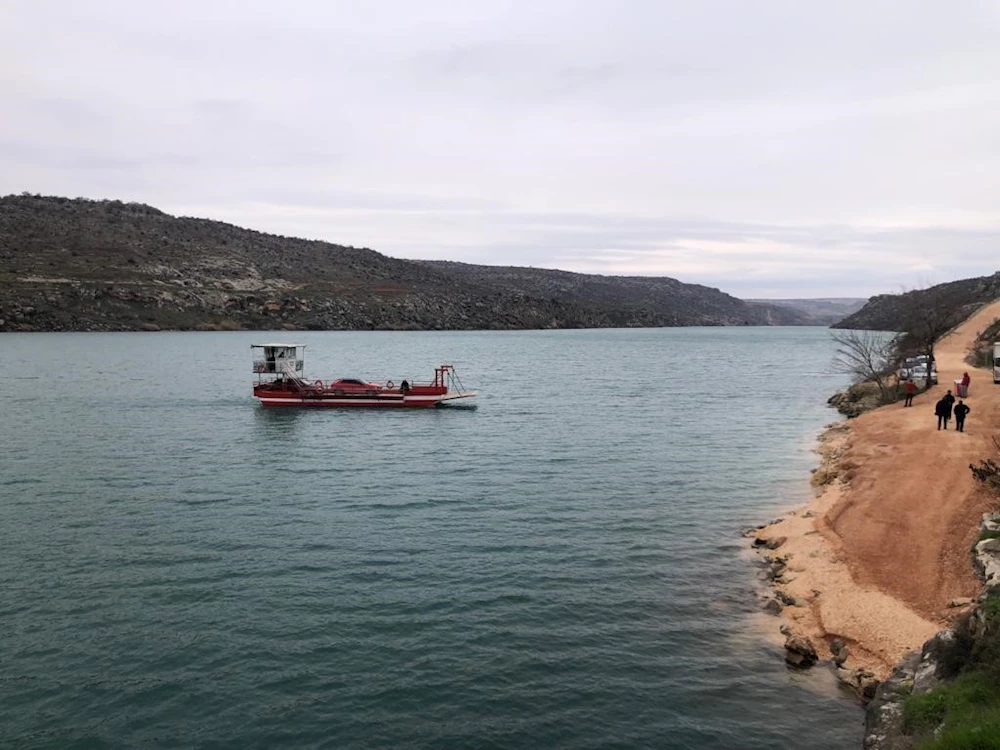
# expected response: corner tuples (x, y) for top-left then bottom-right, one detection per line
(252, 343), (477, 408)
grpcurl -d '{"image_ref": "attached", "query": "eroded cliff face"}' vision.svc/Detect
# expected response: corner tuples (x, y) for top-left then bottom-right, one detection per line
(0, 194), (806, 332)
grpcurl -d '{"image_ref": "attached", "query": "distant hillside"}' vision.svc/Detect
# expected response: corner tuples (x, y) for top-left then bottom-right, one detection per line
(423, 261), (804, 327)
(749, 297), (867, 325)
(833, 272), (1000, 331)
(0, 194), (807, 332)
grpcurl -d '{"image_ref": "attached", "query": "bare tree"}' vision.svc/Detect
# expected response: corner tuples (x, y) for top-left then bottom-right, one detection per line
(831, 329), (902, 403)
(897, 288), (962, 391)
(908, 305), (951, 390)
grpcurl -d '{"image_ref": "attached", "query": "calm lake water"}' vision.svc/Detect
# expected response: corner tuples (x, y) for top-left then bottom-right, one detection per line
(0, 328), (862, 749)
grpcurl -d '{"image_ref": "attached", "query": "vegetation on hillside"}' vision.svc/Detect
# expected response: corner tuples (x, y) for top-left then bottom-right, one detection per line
(966, 318), (1000, 370)
(0, 194), (808, 332)
(903, 669), (1000, 749)
(834, 273), (1000, 333)
(899, 590), (1000, 749)
(971, 439), (1000, 509)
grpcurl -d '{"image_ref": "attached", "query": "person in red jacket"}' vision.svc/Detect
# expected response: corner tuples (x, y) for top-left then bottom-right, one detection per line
(904, 378), (918, 407)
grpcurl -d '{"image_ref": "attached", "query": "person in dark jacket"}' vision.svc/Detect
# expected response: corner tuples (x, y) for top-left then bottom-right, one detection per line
(904, 378), (918, 407)
(944, 389), (956, 408)
(954, 400), (970, 432)
(935, 397), (953, 430)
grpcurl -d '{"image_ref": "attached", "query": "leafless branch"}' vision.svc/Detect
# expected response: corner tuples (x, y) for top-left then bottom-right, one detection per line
(830, 329), (902, 403)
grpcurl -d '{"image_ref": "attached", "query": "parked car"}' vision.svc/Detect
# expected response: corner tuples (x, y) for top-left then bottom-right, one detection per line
(327, 377), (383, 396)
(898, 355), (934, 382)
(908, 363), (938, 385)
(898, 356), (921, 379)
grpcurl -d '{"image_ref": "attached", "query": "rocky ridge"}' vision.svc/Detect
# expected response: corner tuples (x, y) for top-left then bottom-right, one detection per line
(834, 271), (1000, 331)
(0, 194), (808, 332)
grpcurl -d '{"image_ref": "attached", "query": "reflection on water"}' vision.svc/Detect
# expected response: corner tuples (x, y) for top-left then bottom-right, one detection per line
(252, 404), (307, 434)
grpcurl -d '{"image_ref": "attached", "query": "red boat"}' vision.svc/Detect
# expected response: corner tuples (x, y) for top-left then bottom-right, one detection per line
(252, 343), (477, 408)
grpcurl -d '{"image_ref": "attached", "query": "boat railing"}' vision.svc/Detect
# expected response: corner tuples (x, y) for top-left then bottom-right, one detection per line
(253, 359), (304, 374)
(406, 366), (469, 393)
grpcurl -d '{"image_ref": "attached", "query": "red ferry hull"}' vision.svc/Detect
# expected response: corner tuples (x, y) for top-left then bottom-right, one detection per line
(253, 386), (475, 408)
(251, 353), (475, 408)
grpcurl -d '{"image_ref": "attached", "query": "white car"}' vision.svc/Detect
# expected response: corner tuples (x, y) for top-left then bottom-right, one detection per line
(907, 363), (938, 385)
(898, 355), (933, 381)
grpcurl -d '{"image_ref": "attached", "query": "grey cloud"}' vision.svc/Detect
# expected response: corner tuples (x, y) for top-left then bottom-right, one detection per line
(2, 0), (999, 297)
(183, 200), (997, 297)
(0, 141), (141, 171)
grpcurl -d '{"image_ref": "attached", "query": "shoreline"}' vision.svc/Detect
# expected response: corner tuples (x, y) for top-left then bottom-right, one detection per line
(749, 420), (942, 682)
(747, 297), (1000, 691)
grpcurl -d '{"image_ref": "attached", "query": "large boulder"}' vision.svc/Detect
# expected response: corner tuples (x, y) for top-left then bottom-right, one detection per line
(837, 666), (880, 701)
(784, 633), (818, 667)
(763, 598), (783, 616)
(975, 538), (1000, 589)
(913, 630), (956, 692)
(830, 638), (850, 667)
(862, 652), (919, 749)
(751, 535), (787, 550)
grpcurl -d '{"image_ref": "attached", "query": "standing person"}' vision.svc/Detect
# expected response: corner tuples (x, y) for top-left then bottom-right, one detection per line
(935, 397), (952, 430)
(944, 389), (956, 410)
(904, 378), (918, 407)
(954, 400), (971, 432)
(961, 371), (971, 397)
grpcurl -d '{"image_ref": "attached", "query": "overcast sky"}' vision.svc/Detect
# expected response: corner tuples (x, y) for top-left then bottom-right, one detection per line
(3, 1), (999, 297)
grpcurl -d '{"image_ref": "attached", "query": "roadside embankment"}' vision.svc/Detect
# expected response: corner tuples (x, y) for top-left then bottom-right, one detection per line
(750, 298), (1000, 686)
(861, 513), (1000, 749)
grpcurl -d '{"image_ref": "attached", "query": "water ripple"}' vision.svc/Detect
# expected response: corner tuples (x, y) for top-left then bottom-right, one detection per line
(0, 329), (861, 749)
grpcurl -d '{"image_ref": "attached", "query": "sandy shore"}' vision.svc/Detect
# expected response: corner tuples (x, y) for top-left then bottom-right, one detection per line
(753, 298), (1000, 678)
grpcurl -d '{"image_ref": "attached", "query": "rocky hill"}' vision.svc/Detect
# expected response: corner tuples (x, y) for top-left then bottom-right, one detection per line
(834, 272), (1000, 331)
(0, 194), (807, 332)
(750, 297), (867, 326)
(422, 260), (801, 327)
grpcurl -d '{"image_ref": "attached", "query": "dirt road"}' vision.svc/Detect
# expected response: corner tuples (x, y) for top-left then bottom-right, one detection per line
(827, 299), (1000, 617)
(759, 299), (1000, 674)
